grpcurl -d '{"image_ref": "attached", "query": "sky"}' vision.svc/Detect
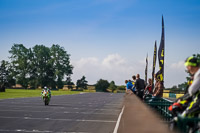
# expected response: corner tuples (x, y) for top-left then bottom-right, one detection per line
(0, 0), (200, 87)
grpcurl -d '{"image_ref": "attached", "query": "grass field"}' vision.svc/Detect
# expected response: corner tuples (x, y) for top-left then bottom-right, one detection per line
(0, 89), (82, 99)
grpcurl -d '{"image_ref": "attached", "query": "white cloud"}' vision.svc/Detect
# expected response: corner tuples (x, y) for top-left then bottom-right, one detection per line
(72, 53), (144, 85)
(164, 61), (188, 88)
(102, 54), (126, 69)
(74, 57), (99, 68)
(169, 61), (185, 70)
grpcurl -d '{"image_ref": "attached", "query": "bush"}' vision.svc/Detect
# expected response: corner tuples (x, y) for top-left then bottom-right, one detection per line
(95, 79), (109, 92)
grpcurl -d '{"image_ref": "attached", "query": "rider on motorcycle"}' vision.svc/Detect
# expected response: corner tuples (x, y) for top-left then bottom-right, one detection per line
(42, 86), (51, 98)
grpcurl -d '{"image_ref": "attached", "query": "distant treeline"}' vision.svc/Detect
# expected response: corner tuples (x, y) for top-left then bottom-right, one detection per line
(0, 44), (126, 93)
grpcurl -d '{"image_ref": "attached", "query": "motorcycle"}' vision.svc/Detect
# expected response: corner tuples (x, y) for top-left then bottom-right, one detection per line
(42, 89), (51, 106)
(168, 98), (200, 133)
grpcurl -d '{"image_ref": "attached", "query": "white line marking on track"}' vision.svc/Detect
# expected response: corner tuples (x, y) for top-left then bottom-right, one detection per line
(0, 109), (119, 115)
(113, 105), (125, 133)
(0, 129), (90, 133)
(0, 116), (116, 123)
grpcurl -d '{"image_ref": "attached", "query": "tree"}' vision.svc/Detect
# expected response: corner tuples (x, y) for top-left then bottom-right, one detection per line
(0, 60), (16, 92)
(65, 76), (74, 90)
(108, 81), (117, 93)
(171, 85), (178, 90)
(178, 82), (187, 91)
(31, 45), (54, 88)
(50, 44), (73, 78)
(9, 44), (31, 89)
(76, 76), (88, 90)
(95, 79), (110, 92)
(50, 44), (73, 89)
(116, 85), (126, 93)
(9, 44), (73, 89)
(0, 60), (9, 92)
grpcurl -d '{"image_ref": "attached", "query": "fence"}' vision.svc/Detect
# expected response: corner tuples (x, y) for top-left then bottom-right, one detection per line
(144, 95), (173, 121)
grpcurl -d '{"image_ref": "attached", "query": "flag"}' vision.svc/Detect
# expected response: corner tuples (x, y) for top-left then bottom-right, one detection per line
(145, 53), (148, 85)
(152, 41), (157, 89)
(156, 15), (165, 83)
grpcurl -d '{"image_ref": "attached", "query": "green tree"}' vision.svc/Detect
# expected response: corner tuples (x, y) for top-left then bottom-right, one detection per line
(9, 44), (73, 89)
(0, 60), (9, 92)
(0, 60), (16, 92)
(178, 82), (188, 91)
(76, 76), (88, 90)
(116, 85), (126, 93)
(65, 76), (74, 90)
(50, 44), (73, 89)
(5, 61), (16, 88)
(108, 81), (117, 93)
(95, 79), (110, 92)
(9, 44), (31, 89)
(31, 45), (54, 88)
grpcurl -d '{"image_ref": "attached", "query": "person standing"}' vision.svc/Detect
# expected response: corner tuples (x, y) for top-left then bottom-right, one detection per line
(144, 78), (153, 94)
(125, 80), (134, 94)
(135, 74), (145, 99)
(153, 75), (163, 98)
(132, 75), (137, 94)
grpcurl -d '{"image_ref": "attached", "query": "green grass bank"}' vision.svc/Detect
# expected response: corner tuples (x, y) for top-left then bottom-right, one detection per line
(0, 89), (82, 99)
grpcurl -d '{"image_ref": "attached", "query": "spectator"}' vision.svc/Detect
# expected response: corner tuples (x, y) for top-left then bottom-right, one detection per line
(135, 74), (146, 99)
(125, 80), (134, 94)
(132, 75), (137, 94)
(153, 74), (163, 98)
(145, 78), (153, 94)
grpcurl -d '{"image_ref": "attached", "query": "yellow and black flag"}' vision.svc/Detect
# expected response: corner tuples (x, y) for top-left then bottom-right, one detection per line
(152, 41), (157, 88)
(145, 54), (148, 85)
(156, 16), (165, 83)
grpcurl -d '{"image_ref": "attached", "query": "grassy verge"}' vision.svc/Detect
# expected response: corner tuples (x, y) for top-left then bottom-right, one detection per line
(0, 89), (82, 99)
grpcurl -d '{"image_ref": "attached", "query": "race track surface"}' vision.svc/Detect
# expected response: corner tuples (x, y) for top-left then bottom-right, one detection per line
(0, 92), (124, 133)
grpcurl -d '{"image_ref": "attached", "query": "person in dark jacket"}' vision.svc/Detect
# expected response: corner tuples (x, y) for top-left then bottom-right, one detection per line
(135, 74), (146, 99)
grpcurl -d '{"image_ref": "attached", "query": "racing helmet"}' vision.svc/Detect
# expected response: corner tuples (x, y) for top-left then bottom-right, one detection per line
(185, 56), (200, 67)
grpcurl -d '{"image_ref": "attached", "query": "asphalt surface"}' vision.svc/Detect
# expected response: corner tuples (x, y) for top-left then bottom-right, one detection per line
(0, 92), (124, 133)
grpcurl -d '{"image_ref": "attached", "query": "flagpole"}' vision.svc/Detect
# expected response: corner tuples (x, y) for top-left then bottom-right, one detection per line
(145, 53), (148, 85)
(161, 15), (165, 84)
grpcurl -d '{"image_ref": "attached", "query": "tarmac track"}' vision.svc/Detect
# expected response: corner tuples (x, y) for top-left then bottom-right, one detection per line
(0, 92), (124, 133)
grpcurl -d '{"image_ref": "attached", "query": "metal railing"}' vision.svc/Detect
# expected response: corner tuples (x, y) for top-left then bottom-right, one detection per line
(144, 95), (173, 121)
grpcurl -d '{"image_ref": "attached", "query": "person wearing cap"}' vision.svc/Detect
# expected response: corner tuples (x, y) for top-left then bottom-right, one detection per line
(181, 56), (200, 117)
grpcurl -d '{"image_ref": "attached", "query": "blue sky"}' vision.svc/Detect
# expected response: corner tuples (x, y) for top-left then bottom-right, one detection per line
(0, 0), (200, 87)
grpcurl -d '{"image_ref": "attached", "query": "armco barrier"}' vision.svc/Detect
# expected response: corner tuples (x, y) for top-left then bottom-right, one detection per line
(177, 115), (200, 133)
(169, 93), (176, 98)
(144, 96), (173, 121)
(163, 92), (184, 99)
